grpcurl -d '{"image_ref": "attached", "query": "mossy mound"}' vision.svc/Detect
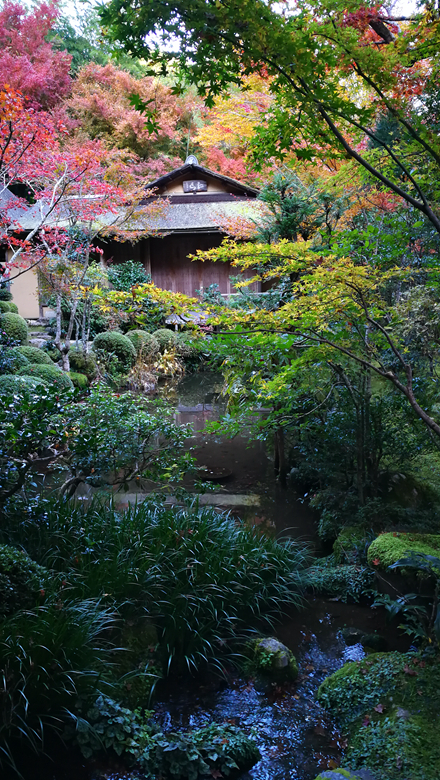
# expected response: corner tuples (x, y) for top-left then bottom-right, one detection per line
(247, 636), (298, 681)
(304, 563), (374, 603)
(16, 345), (53, 365)
(126, 329), (160, 357)
(0, 374), (47, 393)
(153, 328), (177, 352)
(68, 349), (97, 380)
(314, 770), (375, 780)
(367, 532), (440, 570)
(0, 347), (30, 374)
(333, 527), (369, 564)
(0, 312), (28, 344)
(93, 331), (136, 371)
(317, 651), (440, 780)
(0, 544), (49, 617)
(68, 371), (89, 388)
(17, 363), (73, 390)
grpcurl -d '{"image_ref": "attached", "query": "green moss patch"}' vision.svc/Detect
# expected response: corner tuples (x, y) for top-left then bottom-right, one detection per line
(367, 532), (440, 570)
(304, 563), (374, 603)
(318, 651), (440, 780)
(333, 527), (369, 564)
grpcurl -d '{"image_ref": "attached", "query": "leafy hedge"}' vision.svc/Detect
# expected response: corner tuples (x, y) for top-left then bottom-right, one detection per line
(93, 331), (136, 371)
(0, 544), (48, 617)
(0, 312), (28, 344)
(0, 347), (29, 375)
(16, 345), (53, 365)
(17, 363), (74, 390)
(0, 374), (47, 393)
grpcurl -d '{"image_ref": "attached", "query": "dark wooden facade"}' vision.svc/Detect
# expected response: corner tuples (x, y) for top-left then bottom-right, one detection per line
(101, 158), (260, 298)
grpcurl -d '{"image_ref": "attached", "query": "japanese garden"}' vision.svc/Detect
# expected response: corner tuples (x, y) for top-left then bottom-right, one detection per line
(0, 1), (440, 779)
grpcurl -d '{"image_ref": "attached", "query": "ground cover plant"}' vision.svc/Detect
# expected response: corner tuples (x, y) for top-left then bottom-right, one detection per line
(0, 496), (310, 673)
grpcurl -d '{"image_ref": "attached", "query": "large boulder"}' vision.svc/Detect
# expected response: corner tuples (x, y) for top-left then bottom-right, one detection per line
(367, 532), (440, 570)
(248, 636), (298, 681)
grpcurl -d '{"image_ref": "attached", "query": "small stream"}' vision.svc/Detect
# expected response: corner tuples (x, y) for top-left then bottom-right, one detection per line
(143, 371), (408, 780)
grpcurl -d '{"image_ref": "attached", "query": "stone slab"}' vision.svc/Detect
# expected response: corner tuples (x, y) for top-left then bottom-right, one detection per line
(113, 492), (260, 508)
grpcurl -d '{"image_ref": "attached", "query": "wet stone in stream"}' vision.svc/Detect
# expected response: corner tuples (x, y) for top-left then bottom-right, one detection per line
(152, 630), (360, 780)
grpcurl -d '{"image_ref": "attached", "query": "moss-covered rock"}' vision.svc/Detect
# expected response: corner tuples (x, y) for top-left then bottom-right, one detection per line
(367, 532), (440, 570)
(0, 544), (49, 617)
(126, 329), (160, 358)
(68, 371), (89, 388)
(0, 312), (28, 343)
(333, 527), (369, 564)
(68, 349), (98, 380)
(318, 651), (440, 780)
(153, 328), (177, 352)
(16, 345), (53, 365)
(17, 363), (73, 390)
(247, 637), (298, 681)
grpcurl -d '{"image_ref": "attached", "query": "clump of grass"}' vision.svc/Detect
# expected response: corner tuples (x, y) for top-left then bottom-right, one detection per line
(1, 496), (310, 672)
(0, 600), (118, 773)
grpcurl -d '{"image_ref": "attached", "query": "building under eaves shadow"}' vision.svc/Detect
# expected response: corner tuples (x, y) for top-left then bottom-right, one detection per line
(98, 156), (263, 298)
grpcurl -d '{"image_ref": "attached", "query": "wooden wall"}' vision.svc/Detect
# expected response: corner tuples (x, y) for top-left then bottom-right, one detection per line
(103, 232), (259, 298)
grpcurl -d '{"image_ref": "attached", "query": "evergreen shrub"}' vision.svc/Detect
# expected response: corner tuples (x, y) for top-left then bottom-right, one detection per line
(8, 302), (18, 313)
(0, 301), (10, 313)
(0, 374), (47, 393)
(16, 345), (53, 365)
(0, 347), (29, 374)
(69, 349), (98, 380)
(93, 331), (136, 371)
(0, 544), (48, 617)
(0, 312), (28, 343)
(126, 330), (159, 357)
(17, 363), (73, 390)
(0, 289), (12, 301)
(153, 328), (176, 352)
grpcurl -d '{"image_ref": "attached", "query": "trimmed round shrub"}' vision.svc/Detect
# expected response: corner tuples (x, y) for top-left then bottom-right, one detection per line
(0, 312), (28, 344)
(69, 349), (98, 380)
(0, 300), (10, 313)
(93, 331), (136, 371)
(16, 345), (53, 365)
(68, 371), (89, 389)
(0, 288), (12, 301)
(0, 347), (30, 375)
(175, 332), (199, 358)
(126, 330), (159, 357)
(8, 302), (18, 313)
(153, 328), (177, 352)
(17, 363), (73, 390)
(0, 374), (47, 393)
(0, 545), (48, 617)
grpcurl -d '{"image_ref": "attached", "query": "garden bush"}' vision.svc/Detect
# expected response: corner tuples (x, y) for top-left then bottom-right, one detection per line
(8, 301), (18, 313)
(16, 345), (53, 365)
(0, 300), (10, 313)
(108, 259), (151, 291)
(17, 363), (74, 390)
(0, 347), (29, 374)
(367, 532), (440, 569)
(0, 374), (47, 393)
(0, 544), (48, 617)
(69, 348), (98, 379)
(126, 329), (159, 357)
(304, 561), (374, 602)
(153, 328), (177, 352)
(0, 312), (28, 343)
(333, 527), (371, 564)
(93, 330), (136, 371)
(0, 288), (12, 301)
(0, 497), (310, 672)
